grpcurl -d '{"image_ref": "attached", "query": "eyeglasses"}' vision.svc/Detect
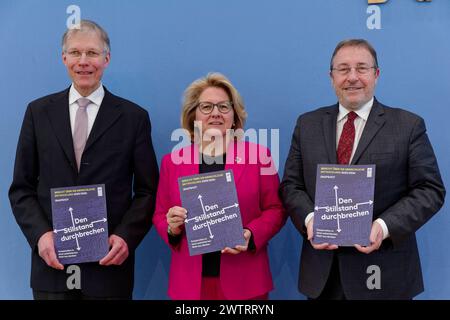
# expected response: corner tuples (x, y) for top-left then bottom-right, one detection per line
(331, 65), (377, 76)
(197, 101), (233, 114)
(65, 49), (106, 59)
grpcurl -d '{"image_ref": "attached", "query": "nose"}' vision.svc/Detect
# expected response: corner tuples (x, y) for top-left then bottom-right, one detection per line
(78, 52), (89, 65)
(346, 68), (359, 81)
(210, 105), (221, 117)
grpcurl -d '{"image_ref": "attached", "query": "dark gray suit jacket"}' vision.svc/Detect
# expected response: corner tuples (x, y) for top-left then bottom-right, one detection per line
(9, 87), (159, 297)
(280, 98), (445, 299)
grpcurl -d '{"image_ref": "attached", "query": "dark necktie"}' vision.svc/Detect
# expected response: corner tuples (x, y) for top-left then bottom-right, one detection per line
(337, 111), (357, 165)
(73, 98), (90, 171)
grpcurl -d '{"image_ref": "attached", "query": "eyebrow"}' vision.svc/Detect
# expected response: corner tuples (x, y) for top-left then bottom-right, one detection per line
(67, 47), (102, 51)
(335, 62), (371, 67)
(198, 100), (230, 104)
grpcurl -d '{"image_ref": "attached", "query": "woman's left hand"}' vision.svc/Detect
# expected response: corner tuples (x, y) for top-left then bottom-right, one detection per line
(221, 229), (252, 255)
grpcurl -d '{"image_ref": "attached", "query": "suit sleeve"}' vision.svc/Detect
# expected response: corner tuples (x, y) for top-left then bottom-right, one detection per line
(379, 117), (445, 246)
(112, 111), (159, 252)
(279, 116), (315, 236)
(9, 105), (52, 249)
(245, 146), (287, 252)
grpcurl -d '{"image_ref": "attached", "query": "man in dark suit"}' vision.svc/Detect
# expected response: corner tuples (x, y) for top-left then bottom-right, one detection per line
(9, 20), (159, 299)
(280, 39), (445, 299)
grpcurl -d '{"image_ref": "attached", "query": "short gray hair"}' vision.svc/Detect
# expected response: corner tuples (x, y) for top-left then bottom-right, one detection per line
(62, 20), (110, 53)
(330, 39), (378, 71)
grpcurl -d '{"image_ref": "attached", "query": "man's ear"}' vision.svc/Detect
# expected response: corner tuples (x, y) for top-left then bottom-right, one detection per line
(62, 52), (68, 66)
(374, 68), (380, 83)
(330, 71), (336, 87)
(104, 52), (111, 67)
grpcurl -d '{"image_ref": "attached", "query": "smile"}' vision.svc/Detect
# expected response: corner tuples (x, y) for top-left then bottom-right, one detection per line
(344, 87), (363, 91)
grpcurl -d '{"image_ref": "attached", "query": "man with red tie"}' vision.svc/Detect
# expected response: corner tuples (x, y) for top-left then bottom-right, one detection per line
(280, 39), (445, 299)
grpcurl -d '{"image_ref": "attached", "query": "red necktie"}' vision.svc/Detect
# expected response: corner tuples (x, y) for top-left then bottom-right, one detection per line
(337, 111), (357, 164)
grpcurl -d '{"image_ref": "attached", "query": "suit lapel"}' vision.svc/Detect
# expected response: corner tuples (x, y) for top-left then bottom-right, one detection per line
(83, 88), (123, 153)
(351, 99), (386, 164)
(45, 88), (77, 172)
(323, 105), (339, 164)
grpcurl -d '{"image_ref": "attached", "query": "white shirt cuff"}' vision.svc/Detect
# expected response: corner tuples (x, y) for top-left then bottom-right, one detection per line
(375, 218), (389, 240)
(305, 212), (314, 228)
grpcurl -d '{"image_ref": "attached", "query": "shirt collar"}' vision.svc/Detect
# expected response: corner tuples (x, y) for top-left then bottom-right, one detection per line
(337, 97), (374, 122)
(69, 84), (105, 106)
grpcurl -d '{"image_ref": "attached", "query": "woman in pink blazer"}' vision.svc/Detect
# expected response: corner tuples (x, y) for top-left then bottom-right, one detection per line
(153, 73), (286, 300)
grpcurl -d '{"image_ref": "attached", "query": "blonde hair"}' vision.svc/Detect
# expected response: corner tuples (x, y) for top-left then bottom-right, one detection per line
(181, 73), (247, 141)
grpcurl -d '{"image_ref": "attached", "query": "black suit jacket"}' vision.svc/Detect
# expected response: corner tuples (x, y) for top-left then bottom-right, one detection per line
(9, 87), (159, 297)
(280, 98), (445, 299)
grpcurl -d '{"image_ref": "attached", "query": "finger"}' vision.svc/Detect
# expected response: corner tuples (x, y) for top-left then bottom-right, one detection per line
(41, 247), (63, 270)
(172, 206), (187, 212)
(170, 216), (185, 223)
(354, 244), (375, 254)
(373, 238), (382, 251)
(99, 243), (121, 265)
(170, 221), (185, 229)
(234, 245), (248, 252)
(50, 259), (64, 270)
(108, 249), (129, 265)
(311, 242), (329, 250)
(41, 251), (53, 268)
(311, 242), (338, 250)
(228, 249), (240, 255)
(172, 211), (187, 219)
(222, 247), (240, 255)
(354, 244), (367, 253)
(369, 229), (379, 244)
(171, 207), (187, 217)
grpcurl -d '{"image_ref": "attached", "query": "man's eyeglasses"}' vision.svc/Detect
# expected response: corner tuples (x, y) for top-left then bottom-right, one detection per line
(331, 66), (377, 76)
(197, 101), (233, 115)
(65, 49), (106, 59)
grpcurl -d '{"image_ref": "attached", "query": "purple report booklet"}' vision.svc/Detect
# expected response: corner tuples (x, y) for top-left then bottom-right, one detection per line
(313, 164), (375, 246)
(179, 170), (245, 256)
(51, 184), (109, 264)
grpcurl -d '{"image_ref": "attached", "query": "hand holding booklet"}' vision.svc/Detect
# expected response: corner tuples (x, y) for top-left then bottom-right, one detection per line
(51, 184), (109, 264)
(313, 164), (376, 246)
(178, 170), (246, 256)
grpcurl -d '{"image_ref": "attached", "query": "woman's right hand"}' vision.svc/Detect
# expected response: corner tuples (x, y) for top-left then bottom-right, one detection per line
(166, 206), (187, 236)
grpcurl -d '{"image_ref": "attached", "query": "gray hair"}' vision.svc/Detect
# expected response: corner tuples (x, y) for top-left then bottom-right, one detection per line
(62, 20), (110, 53)
(330, 39), (379, 70)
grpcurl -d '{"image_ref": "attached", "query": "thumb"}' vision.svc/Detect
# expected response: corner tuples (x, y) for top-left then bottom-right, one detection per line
(369, 223), (380, 244)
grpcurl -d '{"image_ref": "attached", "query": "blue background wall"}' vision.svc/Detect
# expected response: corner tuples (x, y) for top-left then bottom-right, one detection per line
(0, 0), (448, 299)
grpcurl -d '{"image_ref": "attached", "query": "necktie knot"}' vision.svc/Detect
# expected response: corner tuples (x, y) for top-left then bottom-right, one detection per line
(347, 111), (357, 122)
(77, 97), (91, 109)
